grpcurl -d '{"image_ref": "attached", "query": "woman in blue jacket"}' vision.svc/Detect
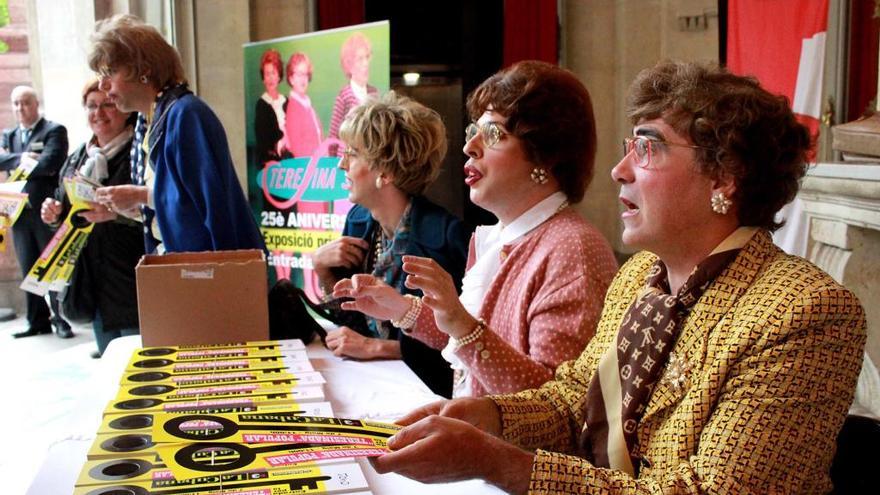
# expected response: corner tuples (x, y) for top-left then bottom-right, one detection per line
(87, 14), (264, 255)
(313, 91), (470, 397)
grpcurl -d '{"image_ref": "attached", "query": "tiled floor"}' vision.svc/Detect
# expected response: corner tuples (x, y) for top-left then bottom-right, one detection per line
(0, 312), (96, 360)
(0, 313), (101, 494)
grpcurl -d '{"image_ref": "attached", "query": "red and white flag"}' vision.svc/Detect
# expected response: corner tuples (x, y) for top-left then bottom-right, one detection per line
(727, 0), (828, 147)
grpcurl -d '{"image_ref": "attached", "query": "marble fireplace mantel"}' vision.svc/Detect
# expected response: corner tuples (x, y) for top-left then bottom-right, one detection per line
(799, 163), (880, 417)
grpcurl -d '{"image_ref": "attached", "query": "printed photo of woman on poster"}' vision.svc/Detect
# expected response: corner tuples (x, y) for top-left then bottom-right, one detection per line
(285, 52), (322, 159)
(243, 22), (390, 301)
(328, 32), (378, 156)
(254, 49), (290, 165)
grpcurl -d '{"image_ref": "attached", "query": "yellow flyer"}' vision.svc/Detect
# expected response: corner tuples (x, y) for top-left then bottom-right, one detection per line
(74, 457), (369, 494)
(151, 412), (399, 444)
(20, 177), (98, 295)
(156, 441), (388, 481)
(0, 183), (27, 252)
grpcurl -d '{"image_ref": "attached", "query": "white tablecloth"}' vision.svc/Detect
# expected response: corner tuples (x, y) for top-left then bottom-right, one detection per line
(22, 335), (505, 494)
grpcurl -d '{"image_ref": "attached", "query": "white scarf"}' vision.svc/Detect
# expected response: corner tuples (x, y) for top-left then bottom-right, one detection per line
(350, 80), (369, 102)
(261, 92), (286, 132)
(442, 191), (569, 397)
(80, 128), (134, 182)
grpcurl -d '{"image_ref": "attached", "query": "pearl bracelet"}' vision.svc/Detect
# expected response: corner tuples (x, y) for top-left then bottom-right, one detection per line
(453, 318), (487, 348)
(391, 294), (422, 330)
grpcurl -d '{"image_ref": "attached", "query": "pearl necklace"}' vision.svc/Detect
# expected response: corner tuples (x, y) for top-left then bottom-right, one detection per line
(372, 228), (389, 271)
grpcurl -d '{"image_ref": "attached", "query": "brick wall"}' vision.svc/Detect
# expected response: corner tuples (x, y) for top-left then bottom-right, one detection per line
(0, 0), (29, 313)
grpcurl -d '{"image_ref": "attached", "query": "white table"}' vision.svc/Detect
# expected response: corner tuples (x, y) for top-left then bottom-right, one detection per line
(24, 335), (505, 494)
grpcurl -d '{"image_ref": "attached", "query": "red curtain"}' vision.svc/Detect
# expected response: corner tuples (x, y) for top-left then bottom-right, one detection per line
(317, 0), (366, 30)
(848, 0), (879, 119)
(727, 0), (829, 152)
(503, 0), (558, 67)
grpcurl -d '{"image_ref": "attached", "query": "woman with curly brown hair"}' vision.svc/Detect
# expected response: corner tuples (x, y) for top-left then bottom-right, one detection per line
(367, 61), (865, 495)
(335, 61), (618, 398)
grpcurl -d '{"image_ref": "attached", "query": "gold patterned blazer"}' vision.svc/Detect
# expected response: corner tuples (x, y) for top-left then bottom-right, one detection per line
(492, 230), (866, 494)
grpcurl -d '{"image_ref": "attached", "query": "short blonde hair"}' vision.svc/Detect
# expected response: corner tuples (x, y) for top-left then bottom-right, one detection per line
(88, 14), (186, 89)
(339, 91), (447, 196)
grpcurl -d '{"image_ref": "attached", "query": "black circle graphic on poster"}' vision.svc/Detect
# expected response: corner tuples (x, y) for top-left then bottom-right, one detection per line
(138, 347), (175, 356)
(131, 358), (173, 368)
(108, 414), (154, 430)
(114, 398), (163, 410)
(125, 371), (171, 382)
(89, 458), (153, 481)
(101, 434), (154, 453)
(128, 384), (176, 396)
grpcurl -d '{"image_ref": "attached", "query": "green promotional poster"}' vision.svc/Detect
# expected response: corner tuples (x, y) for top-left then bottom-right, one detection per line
(243, 22), (390, 300)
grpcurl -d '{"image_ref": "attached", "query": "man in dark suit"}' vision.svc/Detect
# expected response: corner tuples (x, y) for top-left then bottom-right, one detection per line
(0, 86), (73, 338)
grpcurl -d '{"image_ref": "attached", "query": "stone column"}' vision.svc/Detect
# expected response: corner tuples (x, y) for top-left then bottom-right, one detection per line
(799, 164), (880, 412)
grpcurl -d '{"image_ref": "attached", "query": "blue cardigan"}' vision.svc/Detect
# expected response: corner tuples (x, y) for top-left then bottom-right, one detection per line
(339, 196), (471, 397)
(150, 94), (265, 253)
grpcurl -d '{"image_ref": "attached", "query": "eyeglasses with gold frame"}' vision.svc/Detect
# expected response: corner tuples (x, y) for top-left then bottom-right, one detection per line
(465, 121), (507, 149)
(622, 136), (711, 168)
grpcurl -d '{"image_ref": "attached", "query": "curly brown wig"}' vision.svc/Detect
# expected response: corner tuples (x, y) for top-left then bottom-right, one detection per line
(626, 61), (811, 231)
(466, 60), (597, 203)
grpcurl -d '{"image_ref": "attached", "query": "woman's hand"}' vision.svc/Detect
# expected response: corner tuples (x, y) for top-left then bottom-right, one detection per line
(401, 255), (476, 338)
(275, 137), (287, 157)
(78, 203), (118, 224)
(325, 326), (401, 360)
(313, 236), (370, 270)
(334, 274), (412, 322)
(311, 236), (369, 287)
(40, 198), (62, 225)
(94, 185), (148, 212)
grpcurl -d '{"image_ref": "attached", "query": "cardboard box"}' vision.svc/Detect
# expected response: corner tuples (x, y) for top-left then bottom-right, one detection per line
(136, 250), (269, 346)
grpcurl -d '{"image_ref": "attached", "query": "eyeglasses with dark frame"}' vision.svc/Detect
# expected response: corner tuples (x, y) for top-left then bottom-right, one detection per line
(465, 121), (507, 149)
(622, 136), (712, 168)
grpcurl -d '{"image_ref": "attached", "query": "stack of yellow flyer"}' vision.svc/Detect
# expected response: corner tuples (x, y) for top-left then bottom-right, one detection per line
(75, 339), (385, 494)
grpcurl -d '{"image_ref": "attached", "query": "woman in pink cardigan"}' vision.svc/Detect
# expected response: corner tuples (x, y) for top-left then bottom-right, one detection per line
(334, 61), (618, 397)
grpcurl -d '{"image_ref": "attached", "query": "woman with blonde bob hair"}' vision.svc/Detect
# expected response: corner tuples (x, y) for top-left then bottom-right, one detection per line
(313, 91), (470, 398)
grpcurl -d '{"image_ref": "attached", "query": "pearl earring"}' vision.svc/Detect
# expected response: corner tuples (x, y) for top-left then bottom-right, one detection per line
(711, 191), (732, 215)
(530, 167), (549, 185)
(375, 176), (383, 189)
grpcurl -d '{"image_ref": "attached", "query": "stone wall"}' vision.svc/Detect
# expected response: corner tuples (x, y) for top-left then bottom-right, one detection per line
(0, 0), (31, 315)
(562, 0), (719, 255)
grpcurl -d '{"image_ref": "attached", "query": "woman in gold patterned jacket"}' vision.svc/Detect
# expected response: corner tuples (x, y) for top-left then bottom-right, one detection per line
(369, 61), (867, 494)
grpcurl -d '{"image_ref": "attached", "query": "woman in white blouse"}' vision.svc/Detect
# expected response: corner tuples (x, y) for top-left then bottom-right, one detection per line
(334, 61), (618, 397)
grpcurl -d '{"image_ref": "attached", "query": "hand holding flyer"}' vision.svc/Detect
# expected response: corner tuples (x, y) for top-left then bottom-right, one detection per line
(19, 176), (98, 295)
(0, 182), (28, 251)
(7, 152), (39, 182)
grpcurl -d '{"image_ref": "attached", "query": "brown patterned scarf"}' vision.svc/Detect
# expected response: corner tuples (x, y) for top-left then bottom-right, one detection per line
(580, 227), (756, 475)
